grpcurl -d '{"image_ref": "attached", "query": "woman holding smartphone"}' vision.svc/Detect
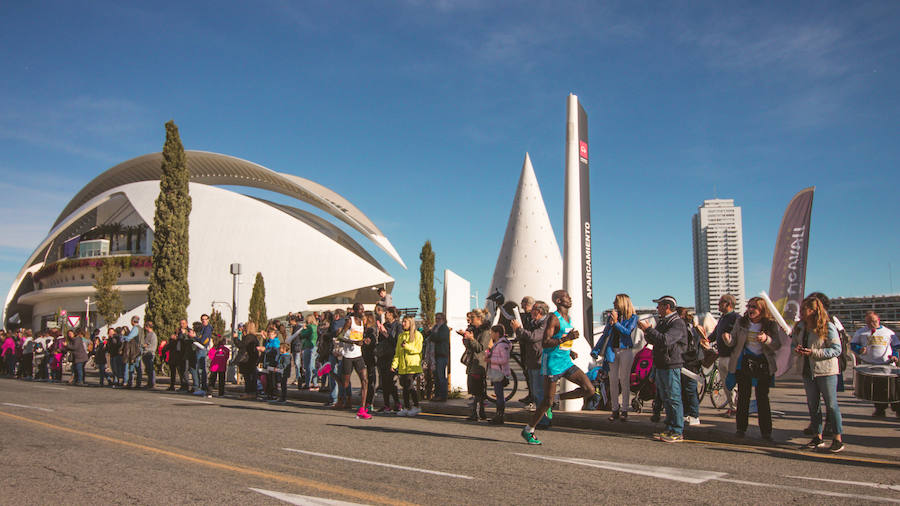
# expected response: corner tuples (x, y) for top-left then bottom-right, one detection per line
(724, 297), (782, 441)
(792, 296), (844, 453)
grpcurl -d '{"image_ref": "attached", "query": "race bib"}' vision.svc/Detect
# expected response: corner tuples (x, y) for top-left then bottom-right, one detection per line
(348, 330), (363, 342)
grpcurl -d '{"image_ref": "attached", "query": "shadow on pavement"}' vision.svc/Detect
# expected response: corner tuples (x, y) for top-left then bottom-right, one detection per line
(326, 423), (508, 443)
(703, 444), (899, 470)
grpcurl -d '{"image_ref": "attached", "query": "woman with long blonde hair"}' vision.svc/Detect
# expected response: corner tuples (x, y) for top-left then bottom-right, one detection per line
(792, 296), (844, 453)
(593, 294), (641, 422)
(392, 315), (423, 416)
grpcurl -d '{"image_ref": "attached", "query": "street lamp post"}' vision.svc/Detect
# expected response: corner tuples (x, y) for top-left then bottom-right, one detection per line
(230, 263), (241, 337)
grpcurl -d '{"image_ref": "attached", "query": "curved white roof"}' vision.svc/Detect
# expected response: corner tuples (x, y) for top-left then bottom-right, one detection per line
(53, 150), (406, 268)
(7, 181), (395, 327)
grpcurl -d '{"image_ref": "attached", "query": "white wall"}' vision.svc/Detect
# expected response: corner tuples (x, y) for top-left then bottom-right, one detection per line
(443, 269), (471, 392)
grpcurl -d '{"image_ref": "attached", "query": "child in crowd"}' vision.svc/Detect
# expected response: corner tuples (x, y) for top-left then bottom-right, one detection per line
(275, 342), (292, 403)
(485, 324), (511, 425)
(92, 333), (109, 386)
(49, 338), (64, 383)
(262, 338), (280, 400)
(209, 337), (230, 397)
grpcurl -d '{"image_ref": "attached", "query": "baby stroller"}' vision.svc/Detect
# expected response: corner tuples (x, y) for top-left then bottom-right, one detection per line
(629, 346), (656, 413)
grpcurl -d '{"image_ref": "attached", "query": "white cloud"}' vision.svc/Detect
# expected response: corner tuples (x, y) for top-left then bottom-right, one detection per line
(0, 95), (148, 162)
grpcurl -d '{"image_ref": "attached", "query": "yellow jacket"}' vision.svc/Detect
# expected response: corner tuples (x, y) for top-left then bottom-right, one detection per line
(391, 329), (423, 374)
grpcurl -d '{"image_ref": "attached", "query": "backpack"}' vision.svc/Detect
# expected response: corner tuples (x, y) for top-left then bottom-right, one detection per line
(263, 348), (279, 368)
(682, 325), (702, 373)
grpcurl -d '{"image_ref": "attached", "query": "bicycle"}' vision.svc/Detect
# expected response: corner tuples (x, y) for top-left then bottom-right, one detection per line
(696, 361), (729, 409)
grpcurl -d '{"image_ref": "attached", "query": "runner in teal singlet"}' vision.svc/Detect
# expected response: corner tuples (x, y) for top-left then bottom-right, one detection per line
(521, 290), (599, 445)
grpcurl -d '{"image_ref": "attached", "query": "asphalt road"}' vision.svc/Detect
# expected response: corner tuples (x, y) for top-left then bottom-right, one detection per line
(2, 378), (898, 505)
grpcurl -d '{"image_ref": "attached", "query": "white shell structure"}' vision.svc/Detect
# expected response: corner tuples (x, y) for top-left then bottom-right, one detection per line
(487, 153), (562, 310)
(4, 151), (403, 330)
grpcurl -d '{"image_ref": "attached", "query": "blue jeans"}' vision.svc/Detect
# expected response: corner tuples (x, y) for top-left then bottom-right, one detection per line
(73, 362), (85, 384)
(124, 360), (137, 386)
(293, 352), (303, 382)
(137, 352), (155, 387)
(302, 348), (318, 388)
(803, 374), (843, 436)
(492, 381), (505, 411)
(97, 362), (108, 386)
(655, 368), (684, 435)
(681, 373), (699, 418)
(110, 356), (124, 384)
(527, 368), (550, 427)
(327, 355), (341, 403)
(435, 356), (448, 399)
(194, 354), (208, 391)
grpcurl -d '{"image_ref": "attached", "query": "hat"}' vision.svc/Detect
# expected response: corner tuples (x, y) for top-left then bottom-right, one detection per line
(652, 295), (677, 307)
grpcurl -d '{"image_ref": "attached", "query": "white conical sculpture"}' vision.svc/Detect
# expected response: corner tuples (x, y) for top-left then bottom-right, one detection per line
(488, 153), (563, 311)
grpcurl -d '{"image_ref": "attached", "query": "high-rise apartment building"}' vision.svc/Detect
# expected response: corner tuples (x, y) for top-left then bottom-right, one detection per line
(693, 199), (745, 316)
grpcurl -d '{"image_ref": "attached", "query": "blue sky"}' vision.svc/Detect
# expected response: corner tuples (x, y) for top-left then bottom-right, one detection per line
(1, 1), (898, 318)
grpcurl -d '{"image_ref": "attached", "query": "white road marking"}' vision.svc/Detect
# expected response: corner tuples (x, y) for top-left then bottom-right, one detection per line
(36, 386), (66, 391)
(714, 478), (900, 504)
(786, 475), (900, 492)
(515, 453), (900, 503)
(162, 396), (214, 405)
(514, 453), (725, 484)
(283, 448), (474, 480)
(250, 488), (363, 505)
(1, 402), (54, 412)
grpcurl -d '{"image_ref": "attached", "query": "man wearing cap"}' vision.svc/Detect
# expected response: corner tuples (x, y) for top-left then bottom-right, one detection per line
(638, 295), (688, 443)
(122, 315), (144, 389)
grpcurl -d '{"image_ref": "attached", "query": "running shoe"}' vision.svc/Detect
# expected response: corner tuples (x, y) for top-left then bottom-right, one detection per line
(652, 431), (667, 441)
(408, 406), (421, 416)
(685, 416), (701, 426)
(828, 440), (845, 453)
(356, 407), (372, 420)
(802, 436), (826, 450)
(520, 428), (542, 445)
(660, 432), (684, 443)
(397, 408), (409, 417)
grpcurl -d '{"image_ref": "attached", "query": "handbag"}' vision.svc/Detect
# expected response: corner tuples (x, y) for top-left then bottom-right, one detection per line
(235, 348), (249, 365)
(460, 350), (472, 366)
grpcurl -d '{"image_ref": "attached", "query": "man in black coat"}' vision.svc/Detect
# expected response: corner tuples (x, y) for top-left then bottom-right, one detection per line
(638, 295), (688, 443)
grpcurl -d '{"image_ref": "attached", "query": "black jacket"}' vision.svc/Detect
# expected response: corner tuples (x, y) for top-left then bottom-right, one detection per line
(643, 313), (687, 370)
(515, 315), (549, 370)
(428, 323), (450, 359)
(712, 311), (739, 357)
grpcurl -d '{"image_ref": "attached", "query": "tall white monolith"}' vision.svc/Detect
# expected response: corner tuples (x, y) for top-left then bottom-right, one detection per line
(561, 94), (594, 411)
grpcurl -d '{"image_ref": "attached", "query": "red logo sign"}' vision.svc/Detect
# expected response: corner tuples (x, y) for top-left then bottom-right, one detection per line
(579, 141), (588, 161)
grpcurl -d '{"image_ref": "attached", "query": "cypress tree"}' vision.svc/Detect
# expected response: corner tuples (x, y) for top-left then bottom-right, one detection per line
(94, 260), (124, 330)
(248, 272), (267, 327)
(145, 121), (191, 340)
(419, 240), (435, 327)
(210, 308), (226, 338)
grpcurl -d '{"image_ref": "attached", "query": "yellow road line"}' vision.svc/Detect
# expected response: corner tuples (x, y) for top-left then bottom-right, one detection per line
(0, 410), (414, 506)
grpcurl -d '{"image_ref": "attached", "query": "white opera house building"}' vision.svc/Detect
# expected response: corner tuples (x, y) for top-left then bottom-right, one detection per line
(3, 151), (405, 331)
